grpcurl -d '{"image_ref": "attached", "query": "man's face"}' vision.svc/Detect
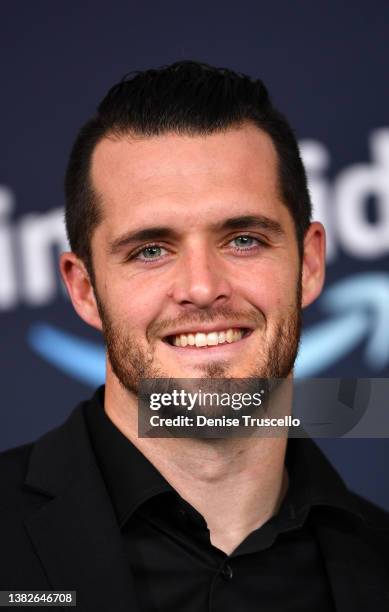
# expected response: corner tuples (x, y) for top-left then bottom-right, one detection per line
(89, 124), (303, 394)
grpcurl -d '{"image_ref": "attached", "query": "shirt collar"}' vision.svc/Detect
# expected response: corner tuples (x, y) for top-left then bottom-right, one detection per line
(84, 386), (173, 527)
(84, 385), (365, 529)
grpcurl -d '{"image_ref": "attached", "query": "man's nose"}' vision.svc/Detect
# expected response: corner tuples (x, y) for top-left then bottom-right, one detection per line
(170, 246), (232, 308)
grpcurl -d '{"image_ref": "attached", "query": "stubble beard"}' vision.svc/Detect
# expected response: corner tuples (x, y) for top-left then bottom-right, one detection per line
(94, 276), (302, 398)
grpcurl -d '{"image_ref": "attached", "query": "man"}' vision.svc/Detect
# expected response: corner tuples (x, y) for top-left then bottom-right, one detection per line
(0, 61), (388, 611)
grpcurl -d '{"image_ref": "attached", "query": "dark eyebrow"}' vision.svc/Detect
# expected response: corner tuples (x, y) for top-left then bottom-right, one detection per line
(109, 227), (180, 255)
(212, 215), (285, 236)
(109, 215), (284, 255)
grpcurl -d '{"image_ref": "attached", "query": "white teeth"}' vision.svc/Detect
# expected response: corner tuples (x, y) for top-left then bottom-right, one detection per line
(195, 333), (207, 347)
(218, 331), (226, 343)
(170, 328), (245, 348)
(207, 332), (219, 346)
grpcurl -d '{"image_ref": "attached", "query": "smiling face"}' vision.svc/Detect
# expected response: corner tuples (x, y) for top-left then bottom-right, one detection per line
(61, 123), (325, 395)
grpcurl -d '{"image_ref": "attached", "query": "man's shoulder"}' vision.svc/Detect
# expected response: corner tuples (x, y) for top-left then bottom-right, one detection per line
(0, 442), (33, 486)
(0, 400), (90, 514)
(350, 491), (389, 528)
(347, 490), (389, 551)
(319, 489), (389, 568)
(0, 412), (79, 478)
(0, 442), (47, 525)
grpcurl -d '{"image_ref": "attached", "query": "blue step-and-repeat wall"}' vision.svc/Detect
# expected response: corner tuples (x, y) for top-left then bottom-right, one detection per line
(1, 2), (388, 508)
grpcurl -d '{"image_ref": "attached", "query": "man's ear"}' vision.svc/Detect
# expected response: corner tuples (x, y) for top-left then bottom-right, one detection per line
(301, 221), (326, 309)
(59, 252), (103, 331)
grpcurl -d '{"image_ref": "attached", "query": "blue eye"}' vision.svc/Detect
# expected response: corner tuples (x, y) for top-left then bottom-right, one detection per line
(138, 245), (166, 259)
(231, 235), (259, 249)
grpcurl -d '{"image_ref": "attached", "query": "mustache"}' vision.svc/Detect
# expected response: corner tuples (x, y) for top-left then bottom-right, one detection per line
(148, 305), (264, 339)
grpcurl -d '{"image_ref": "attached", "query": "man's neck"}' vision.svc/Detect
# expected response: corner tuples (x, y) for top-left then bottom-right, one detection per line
(104, 376), (289, 555)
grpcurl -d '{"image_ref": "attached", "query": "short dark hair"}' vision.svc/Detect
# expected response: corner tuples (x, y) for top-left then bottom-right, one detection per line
(65, 60), (311, 275)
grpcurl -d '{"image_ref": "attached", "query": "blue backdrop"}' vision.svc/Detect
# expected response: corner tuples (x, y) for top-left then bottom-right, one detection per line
(1, 1), (388, 508)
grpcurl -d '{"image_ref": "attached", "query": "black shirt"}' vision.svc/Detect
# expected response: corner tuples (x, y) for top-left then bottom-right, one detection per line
(84, 386), (363, 612)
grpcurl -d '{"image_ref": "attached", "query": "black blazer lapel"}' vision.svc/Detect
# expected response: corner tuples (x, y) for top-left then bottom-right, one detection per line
(23, 404), (140, 612)
(315, 515), (389, 612)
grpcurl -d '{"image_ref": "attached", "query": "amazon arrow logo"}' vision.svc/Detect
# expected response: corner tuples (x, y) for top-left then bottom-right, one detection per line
(294, 272), (389, 376)
(28, 272), (389, 387)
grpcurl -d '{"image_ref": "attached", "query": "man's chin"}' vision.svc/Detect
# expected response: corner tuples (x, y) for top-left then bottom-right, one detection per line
(155, 367), (231, 380)
(150, 360), (269, 381)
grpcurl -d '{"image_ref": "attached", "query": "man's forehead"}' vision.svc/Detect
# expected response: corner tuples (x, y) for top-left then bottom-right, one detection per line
(90, 124), (279, 193)
(89, 124), (288, 243)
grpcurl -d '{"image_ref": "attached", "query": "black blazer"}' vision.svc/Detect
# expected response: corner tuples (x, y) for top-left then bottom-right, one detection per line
(1, 402), (389, 611)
